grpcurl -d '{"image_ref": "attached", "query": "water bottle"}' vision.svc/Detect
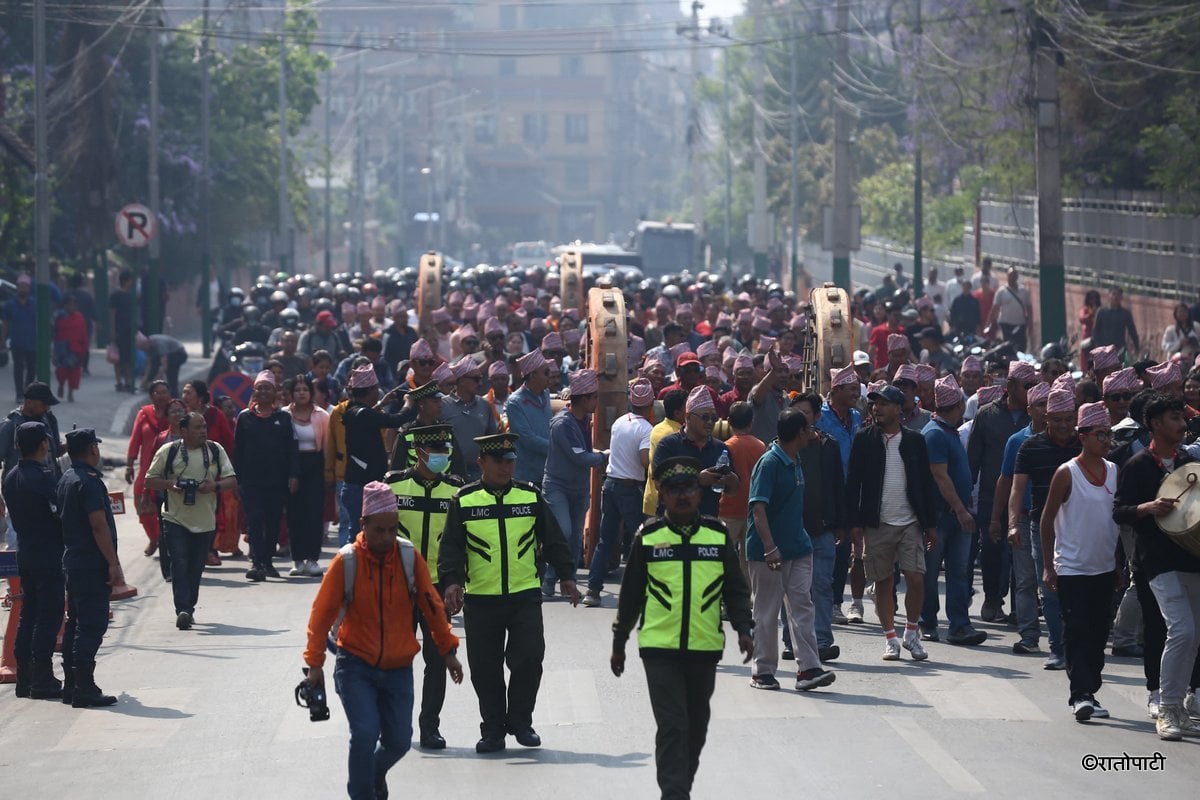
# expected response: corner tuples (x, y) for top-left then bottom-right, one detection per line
(712, 449), (730, 494)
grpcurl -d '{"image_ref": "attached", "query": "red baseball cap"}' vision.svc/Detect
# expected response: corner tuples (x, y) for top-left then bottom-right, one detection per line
(676, 351), (701, 368)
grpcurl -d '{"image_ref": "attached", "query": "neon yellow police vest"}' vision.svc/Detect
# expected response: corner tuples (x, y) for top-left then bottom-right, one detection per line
(637, 518), (728, 653)
(456, 483), (540, 596)
(388, 472), (461, 574)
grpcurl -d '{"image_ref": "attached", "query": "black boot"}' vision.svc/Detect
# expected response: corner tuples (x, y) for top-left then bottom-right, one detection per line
(14, 659), (31, 698)
(71, 662), (117, 708)
(60, 660), (74, 705)
(28, 660), (63, 700)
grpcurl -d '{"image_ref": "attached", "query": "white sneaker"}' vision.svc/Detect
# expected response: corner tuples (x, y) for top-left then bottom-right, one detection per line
(1148, 690), (1162, 720)
(288, 562), (305, 577)
(1072, 698), (1094, 722)
(882, 637), (901, 661)
(902, 632), (928, 661)
(832, 604), (848, 624)
(1090, 700), (1109, 719)
(847, 603), (865, 624)
(1185, 690), (1200, 719)
(305, 560), (325, 576)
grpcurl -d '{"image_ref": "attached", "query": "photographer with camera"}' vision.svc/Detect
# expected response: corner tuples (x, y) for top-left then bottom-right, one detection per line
(145, 412), (236, 630)
(304, 481), (463, 800)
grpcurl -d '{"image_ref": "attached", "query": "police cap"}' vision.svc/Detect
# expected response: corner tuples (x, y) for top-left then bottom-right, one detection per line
(653, 456), (702, 487)
(408, 380), (443, 403)
(409, 423), (453, 447)
(475, 432), (518, 460)
(15, 421), (47, 452)
(65, 428), (102, 452)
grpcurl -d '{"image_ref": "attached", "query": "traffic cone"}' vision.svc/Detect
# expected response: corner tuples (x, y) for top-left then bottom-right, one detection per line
(0, 577), (23, 684)
(110, 579), (138, 601)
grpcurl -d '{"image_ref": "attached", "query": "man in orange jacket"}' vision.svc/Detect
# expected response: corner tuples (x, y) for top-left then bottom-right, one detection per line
(304, 481), (464, 800)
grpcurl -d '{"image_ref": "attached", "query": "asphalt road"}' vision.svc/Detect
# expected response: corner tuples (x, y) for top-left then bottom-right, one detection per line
(3, 508), (1199, 798)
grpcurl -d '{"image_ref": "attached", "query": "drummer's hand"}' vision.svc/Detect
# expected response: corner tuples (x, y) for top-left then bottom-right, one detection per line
(1138, 497), (1178, 518)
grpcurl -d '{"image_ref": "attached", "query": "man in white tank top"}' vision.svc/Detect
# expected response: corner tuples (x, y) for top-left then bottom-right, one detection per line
(1039, 402), (1119, 723)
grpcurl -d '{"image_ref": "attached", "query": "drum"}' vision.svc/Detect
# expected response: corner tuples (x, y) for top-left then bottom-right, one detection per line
(417, 251), (443, 338)
(559, 249), (584, 313)
(1156, 463), (1200, 558)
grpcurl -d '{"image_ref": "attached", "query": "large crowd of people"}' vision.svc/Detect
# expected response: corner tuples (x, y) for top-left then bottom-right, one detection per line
(6, 258), (1200, 799)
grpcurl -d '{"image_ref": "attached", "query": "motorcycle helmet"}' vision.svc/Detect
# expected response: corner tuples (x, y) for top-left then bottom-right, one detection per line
(280, 308), (301, 328)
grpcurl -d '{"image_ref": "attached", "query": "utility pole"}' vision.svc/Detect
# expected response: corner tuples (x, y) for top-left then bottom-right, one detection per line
(911, 0), (924, 297)
(677, 0), (705, 265)
(353, 35), (365, 273)
(831, 0), (852, 290)
(200, 0), (212, 356)
(33, 0), (50, 382)
(147, 5), (162, 335)
(788, 10), (799, 294)
(750, 0), (767, 280)
(393, 76), (405, 269)
(722, 45), (732, 276)
(323, 67), (332, 281)
(1034, 14), (1064, 346)
(277, 0), (290, 274)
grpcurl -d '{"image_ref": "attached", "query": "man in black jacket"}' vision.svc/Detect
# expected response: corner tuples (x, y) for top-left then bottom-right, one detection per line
(233, 371), (299, 581)
(1113, 393), (1200, 740)
(846, 386), (938, 662)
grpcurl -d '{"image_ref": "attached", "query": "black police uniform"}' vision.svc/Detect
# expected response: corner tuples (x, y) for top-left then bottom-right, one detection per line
(385, 425), (464, 748)
(58, 431), (120, 707)
(2, 442), (65, 698)
(438, 432), (576, 752)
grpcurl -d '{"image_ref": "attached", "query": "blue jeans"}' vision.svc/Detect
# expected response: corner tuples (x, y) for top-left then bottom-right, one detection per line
(809, 531), (836, 647)
(335, 481), (352, 546)
(920, 513), (972, 633)
(543, 484), (588, 582)
(588, 479), (646, 592)
(1030, 519), (1063, 656)
(333, 652), (414, 800)
(339, 483), (364, 547)
(976, 500), (1012, 604)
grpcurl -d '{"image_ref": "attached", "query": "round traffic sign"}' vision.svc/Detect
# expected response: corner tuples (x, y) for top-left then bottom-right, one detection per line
(115, 203), (156, 248)
(209, 372), (254, 410)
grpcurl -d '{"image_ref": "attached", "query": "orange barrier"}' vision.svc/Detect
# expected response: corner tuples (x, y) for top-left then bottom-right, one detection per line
(0, 576), (21, 684)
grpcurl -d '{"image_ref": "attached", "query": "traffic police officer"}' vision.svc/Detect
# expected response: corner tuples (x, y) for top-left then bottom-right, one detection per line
(58, 428), (123, 708)
(3, 422), (65, 699)
(439, 432), (580, 754)
(384, 423), (464, 750)
(390, 381), (464, 476)
(610, 456), (754, 800)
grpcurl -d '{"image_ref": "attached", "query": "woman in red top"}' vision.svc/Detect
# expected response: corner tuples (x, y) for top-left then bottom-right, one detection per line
(53, 296), (90, 402)
(125, 381), (173, 555)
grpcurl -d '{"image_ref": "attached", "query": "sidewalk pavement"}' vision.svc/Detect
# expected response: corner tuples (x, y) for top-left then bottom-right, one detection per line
(0, 339), (210, 464)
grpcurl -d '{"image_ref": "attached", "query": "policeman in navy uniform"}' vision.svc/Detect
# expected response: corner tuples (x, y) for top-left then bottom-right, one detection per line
(2, 421), (65, 699)
(384, 423), (464, 750)
(57, 428), (123, 707)
(611, 456), (754, 799)
(439, 432), (580, 754)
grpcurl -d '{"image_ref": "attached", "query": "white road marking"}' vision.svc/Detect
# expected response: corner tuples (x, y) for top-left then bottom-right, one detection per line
(886, 716), (985, 794)
(908, 672), (1049, 721)
(53, 688), (197, 751)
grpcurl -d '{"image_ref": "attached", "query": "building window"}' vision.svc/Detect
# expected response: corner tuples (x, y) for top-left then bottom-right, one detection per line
(565, 113), (589, 144)
(523, 113), (547, 145)
(561, 55), (584, 77)
(499, 5), (517, 30)
(498, 58), (516, 76)
(474, 114), (497, 144)
(565, 161), (589, 190)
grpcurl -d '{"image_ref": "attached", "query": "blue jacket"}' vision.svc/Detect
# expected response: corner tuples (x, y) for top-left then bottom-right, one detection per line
(542, 408), (605, 494)
(505, 385), (552, 484)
